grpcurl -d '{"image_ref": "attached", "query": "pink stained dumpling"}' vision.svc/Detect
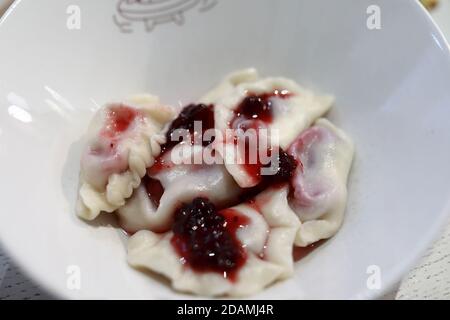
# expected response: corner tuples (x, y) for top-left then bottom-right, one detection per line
(287, 118), (354, 246)
(288, 120), (353, 221)
(81, 105), (142, 190)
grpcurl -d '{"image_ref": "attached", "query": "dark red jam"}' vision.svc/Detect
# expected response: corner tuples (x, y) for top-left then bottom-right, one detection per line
(230, 90), (292, 128)
(101, 104), (139, 138)
(239, 148), (299, 202)
(264, 148), (298, 182)
(161, 103), (215, 153)
(293, 240), (326, 262)
(143, 175), (164, 208)
(171, 198), (248, 281)
(148, 104), (215, 176)
(229, 90), (296, 185)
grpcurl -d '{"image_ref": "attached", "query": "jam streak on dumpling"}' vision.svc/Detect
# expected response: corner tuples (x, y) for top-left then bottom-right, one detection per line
(171, 198), (248, 281)
(89, 105), (141, 173)
(100, 104), (140, 138)
(162, 103), (215, 152)
(228, 90), (295, 185)
(292, 240), (325, 262)
(238, 148), (298, 203)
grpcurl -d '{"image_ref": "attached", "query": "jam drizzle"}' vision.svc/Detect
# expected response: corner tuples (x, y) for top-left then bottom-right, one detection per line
(238, 148), (298, 203)
(171, 198), (248, 281)
(230, 89), (292, 129)
(143, 175), (164, 208)
(161, 103), (215, 153)
(293, 240), (326, 262)
(145, 92), (304, 278)
(87, 105), (139, 177)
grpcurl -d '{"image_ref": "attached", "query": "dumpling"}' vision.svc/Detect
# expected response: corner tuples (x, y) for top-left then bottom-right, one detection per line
(288, 118), (354, 247)
(117, 143), (242, 233)
(203, 68), (334, 147)
(77, 95), (175, 220)
(202, 69), (334, 188)
(117, 102), (242, 233)
(127, 185), (300, 297)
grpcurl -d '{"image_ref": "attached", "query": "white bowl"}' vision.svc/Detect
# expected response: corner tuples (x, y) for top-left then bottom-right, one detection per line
(1, 0), (450, 299)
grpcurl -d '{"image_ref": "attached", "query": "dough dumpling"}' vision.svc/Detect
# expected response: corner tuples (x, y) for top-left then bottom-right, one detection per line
(288, 118), (354, 247)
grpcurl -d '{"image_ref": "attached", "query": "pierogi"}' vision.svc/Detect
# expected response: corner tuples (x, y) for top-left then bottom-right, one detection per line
(76, 70), (354, 297)
(77, 95), (175, 220)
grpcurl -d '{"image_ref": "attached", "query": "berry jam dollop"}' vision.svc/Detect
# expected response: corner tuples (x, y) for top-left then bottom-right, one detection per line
(143, 175), (164, 208)
(161, 103), (215, 153)
(239, 148), (298, 202)
(171, 198), (248, 281)
(293, 240), (325, 262)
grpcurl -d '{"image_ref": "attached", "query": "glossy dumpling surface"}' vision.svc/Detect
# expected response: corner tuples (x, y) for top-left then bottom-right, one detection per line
(288, 118), (354, 246)
(117, 144), (241, 233)
(77, 96), (174, 220)
(127, 186), (300, 297)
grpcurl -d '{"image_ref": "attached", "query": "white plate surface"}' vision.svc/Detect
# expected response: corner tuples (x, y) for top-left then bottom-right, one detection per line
(1, 0), (450, 299)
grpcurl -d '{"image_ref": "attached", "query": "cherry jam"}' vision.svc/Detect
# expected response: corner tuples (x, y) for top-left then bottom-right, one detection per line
(161, 103), (215, 153)
(292, 240), (326, 262)
(101, 104), (139, 138)
(143, 175), (164, 208)
(238, 148), (298, 202)
(230, 90), (292, 128)
(149, 104), (215, 176)
(171, 198), (248, 281)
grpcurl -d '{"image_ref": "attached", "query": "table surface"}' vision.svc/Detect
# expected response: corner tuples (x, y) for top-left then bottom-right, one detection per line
(1, 0), (450, 300)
